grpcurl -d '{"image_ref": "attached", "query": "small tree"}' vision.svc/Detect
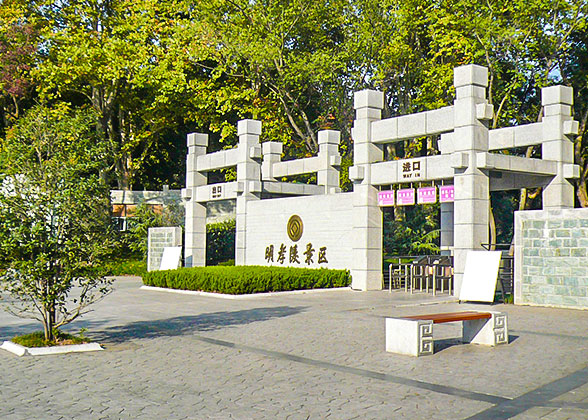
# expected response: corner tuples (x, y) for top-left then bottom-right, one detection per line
(124, 201), (184, 258)
(0, 104), (114, 342)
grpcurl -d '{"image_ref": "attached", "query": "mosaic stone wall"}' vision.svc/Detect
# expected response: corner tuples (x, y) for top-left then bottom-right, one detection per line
(147, 227), (183, 272)
(515, 209), (588, 309)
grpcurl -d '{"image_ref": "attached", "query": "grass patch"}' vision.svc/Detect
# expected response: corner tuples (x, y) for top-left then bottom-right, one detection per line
(143, 265), (351, 295)
(12, 329), (91, 347)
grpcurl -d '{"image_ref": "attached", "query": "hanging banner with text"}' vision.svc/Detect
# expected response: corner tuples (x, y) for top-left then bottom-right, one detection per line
(397, 188), (415, 206)
(377, 191), (395, 207)
(417, 187), (437, 204)
(439, 185), (455, 203)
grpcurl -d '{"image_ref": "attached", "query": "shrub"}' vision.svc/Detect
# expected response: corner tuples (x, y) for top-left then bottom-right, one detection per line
(206, 219), (236, 265)
(143, 265), (351, 294)
(103, 257), (147, 276)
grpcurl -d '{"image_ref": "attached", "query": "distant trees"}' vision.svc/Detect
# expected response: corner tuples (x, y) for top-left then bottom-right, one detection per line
(0, 0), (587, 253)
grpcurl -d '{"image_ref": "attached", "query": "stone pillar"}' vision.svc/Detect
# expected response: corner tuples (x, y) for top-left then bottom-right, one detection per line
(350, 90), (384, 290)
(184, 133), (208, 267)
(452, 64), (492, 295)
(541, 86), (575, 209)
(317, 130), (342, 194)
(261, 141), (283, 181)
(440, 202), (454, 256)
(235, 119), (262, 265)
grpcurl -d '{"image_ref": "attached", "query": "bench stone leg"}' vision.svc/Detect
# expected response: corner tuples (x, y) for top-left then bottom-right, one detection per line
(386, 318), (433, 356)
(463, 312), (508, 346)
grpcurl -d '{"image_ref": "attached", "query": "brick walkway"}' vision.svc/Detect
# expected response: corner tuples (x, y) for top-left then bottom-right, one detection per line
(1, 277), (587, 419)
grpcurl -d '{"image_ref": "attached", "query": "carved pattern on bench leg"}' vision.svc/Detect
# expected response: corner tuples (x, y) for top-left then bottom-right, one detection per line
(493, 314), (508, 345)
(494, 314), (506, 329)
(494, 328), (507, 344)
(418, 321), (434, 356)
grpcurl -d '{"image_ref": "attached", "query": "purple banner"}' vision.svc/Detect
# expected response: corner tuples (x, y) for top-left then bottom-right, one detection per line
(417, 187), (437, 204)
(439, 185), (455, 203)
(397, 188), (415, 206)
(378, 191), (395, 207)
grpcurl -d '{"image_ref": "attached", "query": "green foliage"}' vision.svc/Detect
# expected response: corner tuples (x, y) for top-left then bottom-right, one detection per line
(0, 104), (114, 342)
(383, 205), (440, 256)
(206, 219), (236, 266)
(12, 329), (90, 348)
(3, 0), (588, 209)
(103, 257), (147, 277)
(124, 201), (184, 258)
(143, 266), (351, 295)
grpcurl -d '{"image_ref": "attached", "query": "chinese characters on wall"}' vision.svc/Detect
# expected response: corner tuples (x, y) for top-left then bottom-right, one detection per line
(265, 243), (328, 266)
(398, 158), (426, 181)
(211, 185), (223, 199)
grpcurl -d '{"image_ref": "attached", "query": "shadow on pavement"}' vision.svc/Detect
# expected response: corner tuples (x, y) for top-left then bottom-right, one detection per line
(0, 323), (42, 341)
(90, 306), (305, 344)
(433, 334), (520, 353)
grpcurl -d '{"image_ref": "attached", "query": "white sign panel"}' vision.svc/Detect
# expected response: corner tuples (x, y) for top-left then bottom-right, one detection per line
(459, 251), (501, 302)
(159, 246), (182, 271)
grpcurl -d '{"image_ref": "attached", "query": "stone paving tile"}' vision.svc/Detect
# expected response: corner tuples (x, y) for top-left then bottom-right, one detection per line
(1, 277), (588, 419)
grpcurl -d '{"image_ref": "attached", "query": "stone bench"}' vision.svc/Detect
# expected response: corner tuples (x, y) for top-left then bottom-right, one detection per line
(385, 311), (508, 356)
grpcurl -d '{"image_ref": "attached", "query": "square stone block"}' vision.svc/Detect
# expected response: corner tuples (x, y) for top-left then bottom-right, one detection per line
(541, 86), (573, 106)
(354, 89), (384, 110)
(237, 119), (262, 136)
(262, 141), (283, 155)
(187, 132), (208, 147)
(453, 64), (488, 88)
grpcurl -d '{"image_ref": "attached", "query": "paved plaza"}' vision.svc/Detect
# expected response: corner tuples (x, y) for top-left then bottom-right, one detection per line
(1, 277), (588, 419)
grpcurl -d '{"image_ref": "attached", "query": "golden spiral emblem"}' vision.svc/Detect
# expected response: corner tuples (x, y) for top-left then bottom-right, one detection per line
(287, 215), (303, 242)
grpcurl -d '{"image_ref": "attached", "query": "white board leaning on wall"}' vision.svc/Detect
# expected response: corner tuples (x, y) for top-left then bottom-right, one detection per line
(459, 251), (502, 302)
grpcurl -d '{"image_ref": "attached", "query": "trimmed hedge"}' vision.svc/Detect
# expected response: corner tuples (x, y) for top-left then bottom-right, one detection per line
(142, 265), (351, 295)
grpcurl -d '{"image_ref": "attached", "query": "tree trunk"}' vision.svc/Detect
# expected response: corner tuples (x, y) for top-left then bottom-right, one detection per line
(43, 307), (54, 342)
(489, 202), (496, 251)
(577, 179), (588, 208)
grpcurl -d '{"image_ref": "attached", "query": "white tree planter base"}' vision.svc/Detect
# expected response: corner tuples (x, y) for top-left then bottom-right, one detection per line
(1, 340), (103, 356)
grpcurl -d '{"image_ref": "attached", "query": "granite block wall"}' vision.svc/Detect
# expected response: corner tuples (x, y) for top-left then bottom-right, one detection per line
(515, 209), (588, 309)
(147, 227), (183, 272)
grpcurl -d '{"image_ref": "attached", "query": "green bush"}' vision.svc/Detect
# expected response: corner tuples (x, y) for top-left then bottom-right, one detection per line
(143, 265), (351, 295)
(206, 219), (236, 265)
(103, 257), (147, 276)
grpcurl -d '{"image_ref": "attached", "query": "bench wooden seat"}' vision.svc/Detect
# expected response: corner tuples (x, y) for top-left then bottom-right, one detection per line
(386, 310), (508, 357)
(402, 311), (492, 324)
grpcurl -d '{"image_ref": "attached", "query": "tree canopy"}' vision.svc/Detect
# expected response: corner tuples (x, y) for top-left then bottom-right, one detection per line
(1, 0), (587, 206)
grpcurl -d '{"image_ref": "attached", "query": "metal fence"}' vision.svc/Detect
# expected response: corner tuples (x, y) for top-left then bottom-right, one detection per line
(384, 255), (454, 295)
